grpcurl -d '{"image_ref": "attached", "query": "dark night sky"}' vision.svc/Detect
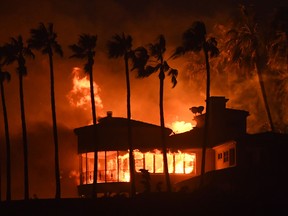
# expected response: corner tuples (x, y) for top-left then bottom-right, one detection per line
(0, 0), (287, 199)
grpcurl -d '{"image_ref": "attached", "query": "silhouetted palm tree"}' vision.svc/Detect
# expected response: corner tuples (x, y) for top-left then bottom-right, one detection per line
(225, 5), (275, 132)
(69, 34), (98, 198)
(137, 34), (178, 192)
(107, 33), (138, 197)
(268, 6), (288, 132)
(27, 22), (63, 199)
(270, 6), (288, 73)
(172, 21), (219, 186)
(3, 35), (35, 200)
(0, 52), (12, 201)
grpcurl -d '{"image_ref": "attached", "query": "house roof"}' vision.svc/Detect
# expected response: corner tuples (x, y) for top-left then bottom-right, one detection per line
(74, 116), (173, 152)
(167, 127), (204, 150)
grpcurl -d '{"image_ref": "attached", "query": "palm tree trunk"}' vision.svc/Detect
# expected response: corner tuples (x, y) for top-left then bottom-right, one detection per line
(255, 51), (275, 132)
(286, 33), (288, 74)
(159, 69), (171, 193)
(90, 68), (97, 125)
(19, 74), (29, 200)
(90, 67), (98, 199)
(0, 82), (11, 201)
(124, 54), (136, 197)
(48, 52), (61, 199)
(200, 47), (211, 187)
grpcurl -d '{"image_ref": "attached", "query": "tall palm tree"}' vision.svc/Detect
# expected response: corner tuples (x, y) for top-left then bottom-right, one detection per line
(107, 33), (136, 197)
(172, 21), (219, 186)
(225, 5), (275, 132)
(0, 53), (12, 201)
(268, 6), (288, 132)
(137, 34), (178, 192)
(3, 35), (35, 200)
(27, 22), (63, 199)
(69, 34), (98, 198)
(270, 6), (288, 73)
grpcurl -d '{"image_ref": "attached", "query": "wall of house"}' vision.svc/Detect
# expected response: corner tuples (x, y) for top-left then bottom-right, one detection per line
(192, 148), (215, 174)
(213, 141), (236, 170)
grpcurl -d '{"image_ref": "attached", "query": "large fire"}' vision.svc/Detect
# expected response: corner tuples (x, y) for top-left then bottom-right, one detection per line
(67, 67), (103, 110)
(67, 68), (195, 132)
(80, 149), (196, 184)
(169, 120), (196, 134)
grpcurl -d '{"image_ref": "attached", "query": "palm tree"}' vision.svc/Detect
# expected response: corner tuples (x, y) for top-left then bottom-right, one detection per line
(172, 21), (219, 186)
(0, 52), (12, 201)
(137, 34), (178, 192)
(69, 34), (98, 198)
(225, 5), (275, 132)
(27, 22), (63, 199)
(107, 33), (137, 197)
(3, 35), (35, 200)
(268, 6), (288, 131)
(270, 6), (288, 73)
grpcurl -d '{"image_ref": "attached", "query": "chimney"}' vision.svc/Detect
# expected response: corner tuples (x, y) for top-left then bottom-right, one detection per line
(107, 111), (113, 117)
(195, 96), (228, 129)
(207, 96), (229, 114)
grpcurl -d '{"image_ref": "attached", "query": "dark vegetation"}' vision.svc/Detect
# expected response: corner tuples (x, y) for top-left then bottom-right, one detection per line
(0, 189), (287, 216)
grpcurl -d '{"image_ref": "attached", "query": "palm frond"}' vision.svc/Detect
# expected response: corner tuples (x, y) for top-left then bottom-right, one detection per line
(1, 44), (17, 65)
(137, 65), (159, 78)
(0, 70), (11, 83)
(163, 61), (170, 72)
(107, 33), (132, 58)
(52, 41), (63, 57)
(27, 23), (48, 50)
(180, 21), (206, 52)
(168, 68), (178, 88)
(78, 34), (97, 50)
(170, 46), (186, 59)
(69, 44), (85, 58)
(206, 37), (220, 57)
(130, 46), (149, 71)
(28, 22), (63, 57)
(23, 47), (35, 59)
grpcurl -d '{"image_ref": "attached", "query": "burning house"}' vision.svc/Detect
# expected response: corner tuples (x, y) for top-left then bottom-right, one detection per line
(74, 96), (288, 197)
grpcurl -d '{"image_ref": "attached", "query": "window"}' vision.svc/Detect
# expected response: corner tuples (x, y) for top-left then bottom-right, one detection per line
(217, 153), (222, 160)
(223, 151), (229, 162)
(80, 150), (196, 185)
(134, 150), (196, 175)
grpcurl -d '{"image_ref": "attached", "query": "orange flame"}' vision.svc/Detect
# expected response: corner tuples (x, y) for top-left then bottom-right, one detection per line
(67, 67), (103, 110)
(169, 120), (196, 134)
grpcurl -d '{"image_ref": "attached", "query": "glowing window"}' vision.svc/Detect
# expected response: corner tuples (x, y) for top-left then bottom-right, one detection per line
(134, 150), (144, 172)
(80, 149), (196, 185)
(144, 152), (154, 173)
(155, 153), (163, 173)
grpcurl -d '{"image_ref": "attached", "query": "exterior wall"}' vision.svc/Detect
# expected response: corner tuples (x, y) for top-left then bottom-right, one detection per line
(213, 141), (236, 170)
(192, 148), (215, 174)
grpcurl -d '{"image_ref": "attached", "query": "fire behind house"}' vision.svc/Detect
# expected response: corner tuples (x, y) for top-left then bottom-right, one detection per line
(74, 96), (288, 198)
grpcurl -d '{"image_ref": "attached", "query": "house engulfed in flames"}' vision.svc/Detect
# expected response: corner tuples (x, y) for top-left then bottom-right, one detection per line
(74, 96), (288, 197)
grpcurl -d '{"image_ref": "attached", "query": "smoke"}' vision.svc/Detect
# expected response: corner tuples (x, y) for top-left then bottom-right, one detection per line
(0, 122), (78, 200)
